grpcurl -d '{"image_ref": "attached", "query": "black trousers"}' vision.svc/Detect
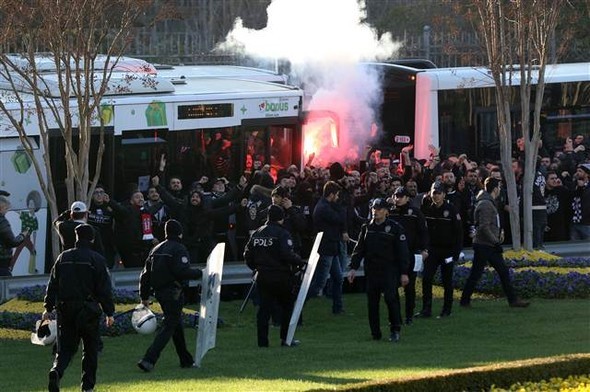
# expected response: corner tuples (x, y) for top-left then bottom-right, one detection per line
(366, 273), (402, 339)
(52, 304), (100, 391)
(403, 269), (417, 320)
(421, 251), (454, 315)
(143, 290), (193, 366)
(461, 243), (517, 305)
(256, 274), (295, 347)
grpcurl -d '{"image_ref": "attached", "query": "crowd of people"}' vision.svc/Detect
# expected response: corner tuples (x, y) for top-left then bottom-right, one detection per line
(9, 132), (588, 390)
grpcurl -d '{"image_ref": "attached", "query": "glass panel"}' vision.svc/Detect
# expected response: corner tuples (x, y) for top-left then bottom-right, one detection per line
(244, 128), (268, 171)
(270, 125), (294, 179)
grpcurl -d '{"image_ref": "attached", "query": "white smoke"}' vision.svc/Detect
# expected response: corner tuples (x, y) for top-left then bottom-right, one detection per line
(218, 0), (402, 166)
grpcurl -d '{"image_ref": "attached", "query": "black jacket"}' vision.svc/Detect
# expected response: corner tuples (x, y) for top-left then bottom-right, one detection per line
(313, 197), (346, 256)
(350, 218), (410, 277)
(421, 199), (463, 259)
(0, 214), (24, 268)
(390, 203), (429, 253)
(44, 240), (115, 317)
(259, 204), (307, 254)
(244, 222), (304, 277)
(139, 237), (202, 300)
(53, 214), (105, 255)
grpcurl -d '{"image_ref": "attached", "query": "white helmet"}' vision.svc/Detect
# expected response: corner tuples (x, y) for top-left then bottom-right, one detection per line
(131, 305), (157, 334)
(31, 319), (57, 346)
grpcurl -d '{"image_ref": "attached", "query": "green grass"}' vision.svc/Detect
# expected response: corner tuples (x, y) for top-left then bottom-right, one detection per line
(1, 289), (589, 392)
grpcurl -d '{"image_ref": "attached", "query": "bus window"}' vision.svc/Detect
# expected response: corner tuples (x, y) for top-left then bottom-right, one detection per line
(116, 130), (167, 199)
(270, 125), (295, 177)
(205, 128), (234, 179)
(245, 129), (267, 169)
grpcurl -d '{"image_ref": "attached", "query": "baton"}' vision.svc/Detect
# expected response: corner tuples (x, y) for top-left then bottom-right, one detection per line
(239, 271), (258, 314)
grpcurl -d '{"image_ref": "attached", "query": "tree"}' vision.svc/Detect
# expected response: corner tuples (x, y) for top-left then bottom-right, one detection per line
(0, 0), (155, 260)
(467, 0), (566, 250)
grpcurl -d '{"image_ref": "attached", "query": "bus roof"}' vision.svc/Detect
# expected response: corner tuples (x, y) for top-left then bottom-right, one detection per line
(416, 62), (590, 90)
(156, 65), (288, 84)
(0, 74), (302, 107)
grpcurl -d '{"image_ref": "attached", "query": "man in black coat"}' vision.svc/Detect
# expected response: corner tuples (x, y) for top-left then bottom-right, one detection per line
(390, 186), (429, 325)
(308, 181), (346, 314)
(137, 220), (202, 372)
(418, 181), (463, 319)
(348, 198), (410, 342)
(244, 205), (305, 347)
(54, 201), (105, 256)
(0, 195), (28, 276)
(43, 224), (115, 392)
(88, 186), (118, 268)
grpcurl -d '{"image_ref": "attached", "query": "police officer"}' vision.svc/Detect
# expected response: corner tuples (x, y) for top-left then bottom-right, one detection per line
(348, 198), (410, 342)
(43, 224), (115, 392)
(418, 181), (463, 319)
(390, 186), (429, 325)
(244, 205), (305, 347)
(137, 219), (202, 372)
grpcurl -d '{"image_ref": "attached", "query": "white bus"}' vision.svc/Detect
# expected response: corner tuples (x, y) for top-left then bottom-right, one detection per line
(366, 61), (590, 160)
(0, 57), (324, 275)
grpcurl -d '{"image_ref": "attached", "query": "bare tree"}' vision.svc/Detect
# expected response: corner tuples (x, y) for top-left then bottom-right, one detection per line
(467, 0), (566, 250)
(0, 0), (153, 259)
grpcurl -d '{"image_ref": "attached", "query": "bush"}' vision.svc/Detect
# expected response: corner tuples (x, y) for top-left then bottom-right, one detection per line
(332, 355), (590, 392)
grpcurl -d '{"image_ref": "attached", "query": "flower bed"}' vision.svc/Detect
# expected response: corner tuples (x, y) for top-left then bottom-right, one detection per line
(2, 285), (221, 337)
(16, 285), (139, 304)
(0, 309), (200, 337)
(505, 257), (590, 269)
(489, 374), (590, 391)
(433, 256), (590, 299)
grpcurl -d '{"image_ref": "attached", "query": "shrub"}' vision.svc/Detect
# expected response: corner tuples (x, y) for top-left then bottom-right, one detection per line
(333, 354), (590, 392)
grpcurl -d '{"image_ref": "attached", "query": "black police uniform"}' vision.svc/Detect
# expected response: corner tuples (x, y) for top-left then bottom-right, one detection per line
(349, 216), (410, 340)
(420, 198), (463, 317)
(139, 224), (202, 369)
(43, 236), (115, 391)
(244, 219), (304, 347)
(390, 202), (428, 323)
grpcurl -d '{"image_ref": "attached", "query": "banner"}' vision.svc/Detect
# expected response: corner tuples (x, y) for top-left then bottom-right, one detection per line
(195, 243), (225, 367)
(285, 232), (323, 346)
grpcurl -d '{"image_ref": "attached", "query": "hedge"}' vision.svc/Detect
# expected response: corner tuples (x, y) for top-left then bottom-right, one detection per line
(316, 354), (590, 392)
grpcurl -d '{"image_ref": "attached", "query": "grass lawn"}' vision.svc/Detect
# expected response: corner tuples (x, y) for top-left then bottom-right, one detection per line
(1, 288), (589, 391)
